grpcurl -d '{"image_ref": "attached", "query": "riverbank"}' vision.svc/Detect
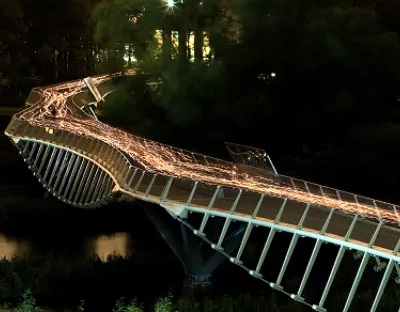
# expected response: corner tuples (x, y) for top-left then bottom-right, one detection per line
(0, 196), (178, 262)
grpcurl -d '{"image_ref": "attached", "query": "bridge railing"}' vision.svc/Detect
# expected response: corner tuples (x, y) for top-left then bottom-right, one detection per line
(136, 136), (400, 226)
(127, 134), (400, 226)
(7, 106), (400, 227)
(117, 134), (400, 226)
(5, 115), (132, 190)
(277, 174), (400, 225)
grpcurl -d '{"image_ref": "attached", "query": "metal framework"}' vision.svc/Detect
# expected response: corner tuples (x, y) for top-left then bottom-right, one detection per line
(4, 76), (400, 312)
(225, 142), (278, 173)
(12, 138), (116, 208)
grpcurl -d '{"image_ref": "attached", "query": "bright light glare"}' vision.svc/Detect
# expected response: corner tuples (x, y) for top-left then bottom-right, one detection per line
(271, 72), (276, 78)
(166, 0), (175, 7)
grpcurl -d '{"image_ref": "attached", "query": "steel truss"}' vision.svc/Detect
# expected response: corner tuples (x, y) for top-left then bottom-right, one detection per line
(160, 186), (400, 312)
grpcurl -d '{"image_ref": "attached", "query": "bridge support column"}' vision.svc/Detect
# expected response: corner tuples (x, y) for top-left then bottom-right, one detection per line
(141, 203), (244, 298)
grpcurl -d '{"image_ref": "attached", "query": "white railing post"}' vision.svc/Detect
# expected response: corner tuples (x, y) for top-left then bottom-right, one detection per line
(160, 177), (173, 202)
(213, 189), (243, 251)
(194, 185), (221, 236)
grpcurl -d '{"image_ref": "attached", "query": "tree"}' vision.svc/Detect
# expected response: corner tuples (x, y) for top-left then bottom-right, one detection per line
(92, 0), (165, 71)
(228, 0), (400, 134)
(22, 0), (99, 82)
(93, 0), (400, 181)
(0, 0), (27, 95)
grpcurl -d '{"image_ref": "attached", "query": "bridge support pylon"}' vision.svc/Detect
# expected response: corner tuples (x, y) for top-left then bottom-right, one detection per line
(140, 202), (244, 298)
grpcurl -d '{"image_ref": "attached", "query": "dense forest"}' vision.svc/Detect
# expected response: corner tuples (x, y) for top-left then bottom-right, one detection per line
(2, 0), (400, 199)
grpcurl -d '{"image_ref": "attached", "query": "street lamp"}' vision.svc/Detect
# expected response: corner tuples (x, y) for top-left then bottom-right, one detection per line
(165, 0), (175, 8)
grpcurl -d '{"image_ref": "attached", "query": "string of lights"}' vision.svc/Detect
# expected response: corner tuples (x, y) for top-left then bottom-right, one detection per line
(12, 70), (400, 226)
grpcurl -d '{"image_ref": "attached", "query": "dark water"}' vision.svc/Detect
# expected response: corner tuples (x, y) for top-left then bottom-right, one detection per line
(0, 231), (134, 261)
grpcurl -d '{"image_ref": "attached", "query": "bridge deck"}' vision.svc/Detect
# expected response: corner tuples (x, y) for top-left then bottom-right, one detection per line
(131, 178), (400, 258)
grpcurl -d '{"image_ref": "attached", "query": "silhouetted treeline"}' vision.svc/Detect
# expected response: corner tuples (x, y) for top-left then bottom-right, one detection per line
(2, 0), (400, 201)
(0, 0), (104, 105)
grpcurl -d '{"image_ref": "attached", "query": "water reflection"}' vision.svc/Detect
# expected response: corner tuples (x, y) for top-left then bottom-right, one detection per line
(86, 232), (132, 261)
(0, 233), (32, 259)
(0, 232), (132, 260)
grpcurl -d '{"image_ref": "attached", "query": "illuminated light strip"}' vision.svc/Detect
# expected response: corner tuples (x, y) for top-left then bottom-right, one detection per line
(5, 71), (400, 227)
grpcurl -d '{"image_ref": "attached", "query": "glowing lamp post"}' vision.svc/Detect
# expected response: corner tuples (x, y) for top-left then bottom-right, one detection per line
(164, 0), (175, 9)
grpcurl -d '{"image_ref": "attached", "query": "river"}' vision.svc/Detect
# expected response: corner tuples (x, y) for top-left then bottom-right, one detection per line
(0, 232), (134, 261)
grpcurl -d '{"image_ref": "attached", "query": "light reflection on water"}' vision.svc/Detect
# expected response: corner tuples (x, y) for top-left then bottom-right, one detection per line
(0, 233), (32, 259)
(86, 232), (131, 261)
(0, 232), (132, 260)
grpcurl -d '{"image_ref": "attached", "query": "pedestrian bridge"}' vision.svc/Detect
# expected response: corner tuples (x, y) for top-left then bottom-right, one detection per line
(4, 73), (400, 312)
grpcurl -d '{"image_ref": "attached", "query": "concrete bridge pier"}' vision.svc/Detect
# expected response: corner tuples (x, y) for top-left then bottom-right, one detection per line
(140, 203), (245, 298)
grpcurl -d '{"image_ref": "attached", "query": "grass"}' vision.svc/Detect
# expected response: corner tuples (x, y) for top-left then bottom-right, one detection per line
(0, 254), (399, 312)
(0, 290), (307, 312)
(3, 288), (400, 312)
(0, 254), (172, 310)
